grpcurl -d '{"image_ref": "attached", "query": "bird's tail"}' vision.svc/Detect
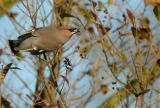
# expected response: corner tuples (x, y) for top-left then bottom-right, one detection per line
(8, 40), (19, 55)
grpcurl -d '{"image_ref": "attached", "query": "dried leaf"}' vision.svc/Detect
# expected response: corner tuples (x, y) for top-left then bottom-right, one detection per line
(84, 12), (94, 20)
(140, 68), (149, 85)
(7, 11), (18, 19)
(1, 97), (11, 108)
(104, 27), (111, 32)
(140, 17), (150, 28)
(145, 0), (160, 6)
(134, 89), (150, 97)
(0, 48), (3, 55)
(126, 9), (135, 26)
(157, 58), (160, 67)
(1, 63), (12, 77)
(107, 0), (113, 6)
(90, 11), (97, 20)
(153, 6), (160, 23)
(98, 1), (105, 10)
(92, 1), (97, 8)
(0, 63), (12, 84)
(55, 0), (63, 4)
(131, 27), (138, 37)
(87, 27), (94, 34)
(77, 6), (87, 15)
(78, 45), (92, 58)
(97, 23), (110, 35)
(131, 27), (151, 40)
(57, 100), (63, 108)
(81, 37), (90, 43)
(100, 84), (109, 94)
(77, 6), (95, 24)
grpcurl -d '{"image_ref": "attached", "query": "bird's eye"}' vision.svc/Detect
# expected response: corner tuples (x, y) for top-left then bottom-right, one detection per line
(69, 28), (80, 35)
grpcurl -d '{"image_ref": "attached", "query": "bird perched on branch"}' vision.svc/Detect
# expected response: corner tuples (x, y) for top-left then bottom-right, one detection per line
(8, 25), (80, 55)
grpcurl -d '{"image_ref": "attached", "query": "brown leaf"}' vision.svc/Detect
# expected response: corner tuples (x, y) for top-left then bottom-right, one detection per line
(81, 37), (90, 43)
(78, 45), (92, 58)
(126, 9), (135, 26)
(92, 1), (97, 8)
(77, 6), (87, 14)
(131, 27), (151, 40)
(0, 48), (3, 55)
(57, 100), (63, 108)
(140, 68), (149, 85)
(100, 84), (109, 94)
(157, 58), (160, 67)
(97, 23), (110, 35)
(77, 6), (94, 22)
(1, 97), (11, 108)
(87, 27), (94, 34)
(98, 1), (105, 10)
(55, 0), (63, 4)
(1, 63), (12, 77)
(138, 28), (151, 40)
(104, 27), (111, 32)
(99, 25), (106, 35)
(0, 63), (13, 84)
(153, 6), (160, 23)
(7, 12), (18, 19)
(134, 89), (150, 97)
(145, 0), (160, 6)
(107, 0), (113, 6)
(90, 11), (97, 20)
(140, 17), (150, 28)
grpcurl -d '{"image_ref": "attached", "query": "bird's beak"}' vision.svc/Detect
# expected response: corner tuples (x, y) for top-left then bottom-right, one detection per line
(72, 29), (80, 35)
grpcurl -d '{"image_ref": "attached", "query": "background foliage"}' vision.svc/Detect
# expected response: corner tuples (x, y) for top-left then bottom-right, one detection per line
(0, 0), (160, 108)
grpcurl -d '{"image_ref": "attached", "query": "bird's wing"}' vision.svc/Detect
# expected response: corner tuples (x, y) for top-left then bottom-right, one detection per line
(17, 27), (44, 41)
(27, 50), (47, 55)
(18, 32), (35, 41)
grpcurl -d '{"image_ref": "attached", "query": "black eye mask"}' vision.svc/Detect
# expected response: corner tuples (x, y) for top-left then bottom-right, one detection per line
(68, 28), (77, 32)
(68, 28), (80, 35)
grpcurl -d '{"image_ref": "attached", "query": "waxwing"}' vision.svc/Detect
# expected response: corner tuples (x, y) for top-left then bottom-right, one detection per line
(8, 25), (79, 55)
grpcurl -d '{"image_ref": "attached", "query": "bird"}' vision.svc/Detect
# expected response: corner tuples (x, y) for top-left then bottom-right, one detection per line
(8, 25), (80, 55)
